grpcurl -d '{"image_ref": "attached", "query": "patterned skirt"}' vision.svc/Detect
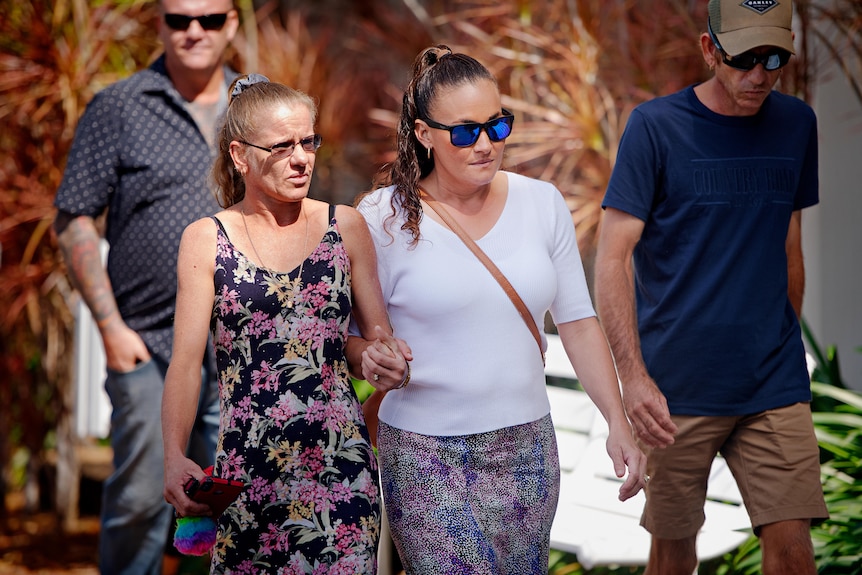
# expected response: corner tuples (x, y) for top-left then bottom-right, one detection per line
(378, 415), (560, 575)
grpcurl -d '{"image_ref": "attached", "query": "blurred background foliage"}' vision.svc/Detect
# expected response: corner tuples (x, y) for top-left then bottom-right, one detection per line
(1, 0), (860, 570)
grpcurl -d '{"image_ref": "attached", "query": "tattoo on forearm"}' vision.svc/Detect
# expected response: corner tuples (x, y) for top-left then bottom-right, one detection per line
(58, 217), (118, 326)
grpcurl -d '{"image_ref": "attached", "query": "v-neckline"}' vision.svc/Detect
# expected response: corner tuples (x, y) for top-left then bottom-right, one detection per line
(421, 175), (510, 242)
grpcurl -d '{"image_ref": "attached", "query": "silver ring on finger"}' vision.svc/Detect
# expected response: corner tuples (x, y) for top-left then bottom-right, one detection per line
(373, 373), (379, 381)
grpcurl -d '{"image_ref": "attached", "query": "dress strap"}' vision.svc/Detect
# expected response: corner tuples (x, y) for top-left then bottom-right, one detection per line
(328, 203), (336, 222)
(211, 215), (229, 239)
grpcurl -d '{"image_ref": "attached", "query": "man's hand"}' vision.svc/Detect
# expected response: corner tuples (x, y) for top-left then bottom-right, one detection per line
(622, 375), (678, 449)
(99, 317), (151, 372)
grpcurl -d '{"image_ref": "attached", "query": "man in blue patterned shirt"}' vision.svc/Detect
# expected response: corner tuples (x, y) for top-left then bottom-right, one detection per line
(53, 1), (238, 572)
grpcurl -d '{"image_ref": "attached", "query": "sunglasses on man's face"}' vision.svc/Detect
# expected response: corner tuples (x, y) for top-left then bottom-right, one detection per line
(422, 110), (515, 147)
(718, 48), (791, 72)
(707, 20), (791, 71)
(164, 13), (229, 31)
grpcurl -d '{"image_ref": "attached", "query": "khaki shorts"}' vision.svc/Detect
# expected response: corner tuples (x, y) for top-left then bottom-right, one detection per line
(641, 402), (829, 539)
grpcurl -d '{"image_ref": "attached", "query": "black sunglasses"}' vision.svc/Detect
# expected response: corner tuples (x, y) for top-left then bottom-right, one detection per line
(239, 134), (323, 159)
(164, 13), (229, 31)
(707, 20), (791, 71)
(422, 110), (515, 147)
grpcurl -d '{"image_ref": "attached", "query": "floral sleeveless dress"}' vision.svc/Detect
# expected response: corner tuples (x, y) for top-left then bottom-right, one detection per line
(209, 207), (380, 574)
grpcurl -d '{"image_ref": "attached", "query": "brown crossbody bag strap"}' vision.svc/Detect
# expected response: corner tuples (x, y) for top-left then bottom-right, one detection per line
(421, 190), (545, 364)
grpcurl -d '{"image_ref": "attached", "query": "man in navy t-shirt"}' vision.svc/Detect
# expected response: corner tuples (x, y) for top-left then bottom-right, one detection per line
(595, 1), (828, 573)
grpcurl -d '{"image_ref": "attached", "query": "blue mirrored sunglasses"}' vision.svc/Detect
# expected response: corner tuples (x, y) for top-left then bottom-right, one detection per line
(422, 110), (515, 147)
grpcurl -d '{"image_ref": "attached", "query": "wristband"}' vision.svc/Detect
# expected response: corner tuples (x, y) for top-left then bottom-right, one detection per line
(395, 362), (411, 389)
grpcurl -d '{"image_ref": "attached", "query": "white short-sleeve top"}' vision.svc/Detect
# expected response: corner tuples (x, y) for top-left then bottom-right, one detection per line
(356, 171), (595, 435)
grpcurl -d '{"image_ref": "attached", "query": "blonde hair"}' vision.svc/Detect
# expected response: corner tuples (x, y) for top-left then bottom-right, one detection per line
(212, 75), (317, 207)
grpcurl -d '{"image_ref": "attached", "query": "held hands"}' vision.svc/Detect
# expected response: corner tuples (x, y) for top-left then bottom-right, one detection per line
(360, 325), (413, 391)
(622, 374), (678, 449)
(163, 456), (211, 518)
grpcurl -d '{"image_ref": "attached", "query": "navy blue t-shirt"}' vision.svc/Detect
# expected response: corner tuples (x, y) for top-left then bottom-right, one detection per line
(55, 56), (237, 361)
(603, 85), (818, 416)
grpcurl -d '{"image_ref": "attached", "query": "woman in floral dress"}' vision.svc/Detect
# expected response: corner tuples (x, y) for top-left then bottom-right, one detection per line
(162, 75), (410, 574)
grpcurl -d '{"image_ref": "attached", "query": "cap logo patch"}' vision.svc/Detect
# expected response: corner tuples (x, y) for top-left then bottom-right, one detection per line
(740, 0), (779, 14)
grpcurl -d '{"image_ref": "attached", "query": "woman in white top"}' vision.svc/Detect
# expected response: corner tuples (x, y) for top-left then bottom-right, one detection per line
(348, 45), (645, 575)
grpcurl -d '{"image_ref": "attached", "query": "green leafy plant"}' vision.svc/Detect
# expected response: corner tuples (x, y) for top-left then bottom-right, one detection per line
(802, 322), (862, 574)
(352, 378), (375, 404)
(803, 318), (847, 393)
(810, 386), (862, 573)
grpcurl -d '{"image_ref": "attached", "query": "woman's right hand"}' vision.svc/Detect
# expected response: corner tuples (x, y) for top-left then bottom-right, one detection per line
(163, 456), (212, 518)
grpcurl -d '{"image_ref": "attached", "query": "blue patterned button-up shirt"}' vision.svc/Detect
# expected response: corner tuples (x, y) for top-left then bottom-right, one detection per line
(55, 55), (238, 360)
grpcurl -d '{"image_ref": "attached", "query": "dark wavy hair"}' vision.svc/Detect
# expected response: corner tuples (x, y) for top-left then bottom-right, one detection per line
(371, 45), (497, 245)
(212, 75), (317, 208)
